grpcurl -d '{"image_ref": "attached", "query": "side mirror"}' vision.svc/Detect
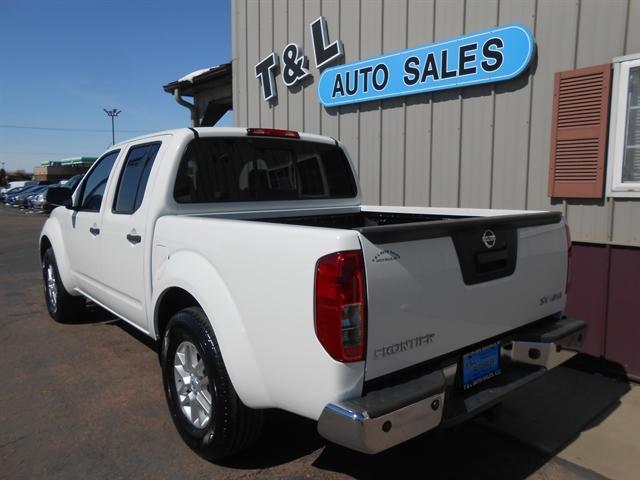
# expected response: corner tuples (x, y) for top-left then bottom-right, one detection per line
(45, 187), (74, 209)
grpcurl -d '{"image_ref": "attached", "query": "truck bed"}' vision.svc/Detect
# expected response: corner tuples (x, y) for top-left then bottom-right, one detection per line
(253, 207), (567, 380)
(257, 210), (464, 229)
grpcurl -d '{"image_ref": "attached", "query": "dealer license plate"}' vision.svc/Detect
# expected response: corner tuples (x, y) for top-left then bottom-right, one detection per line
(462, 342), (501, 390)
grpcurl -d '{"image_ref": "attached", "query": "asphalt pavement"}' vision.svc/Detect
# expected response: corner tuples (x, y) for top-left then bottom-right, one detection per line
(0, 205), (634, 480)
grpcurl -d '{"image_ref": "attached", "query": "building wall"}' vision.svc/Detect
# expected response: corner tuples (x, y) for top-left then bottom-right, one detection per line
(232, 0), (640, 246)
(564, 243), (640, 381)
(32, 165), (90, 182)
(232, 0), (640, 377)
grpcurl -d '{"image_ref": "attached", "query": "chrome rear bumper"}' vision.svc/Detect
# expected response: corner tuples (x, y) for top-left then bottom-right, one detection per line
(502, 317), (586, 369)
(318, 392), (445, 454)
(317, 316), (586, 454)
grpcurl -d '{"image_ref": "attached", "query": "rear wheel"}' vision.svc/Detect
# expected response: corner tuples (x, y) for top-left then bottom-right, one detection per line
(42, 247), (85, 322)
(161, 306), (264, 460)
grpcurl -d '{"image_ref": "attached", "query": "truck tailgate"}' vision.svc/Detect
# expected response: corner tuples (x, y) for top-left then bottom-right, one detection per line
(358, 212), (567, 380)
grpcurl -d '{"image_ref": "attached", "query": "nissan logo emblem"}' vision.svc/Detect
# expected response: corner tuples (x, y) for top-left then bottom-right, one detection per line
(482, 230), (496, 249)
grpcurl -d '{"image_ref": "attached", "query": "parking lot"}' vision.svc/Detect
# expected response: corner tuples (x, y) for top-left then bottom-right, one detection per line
(1, 204), (638, 480)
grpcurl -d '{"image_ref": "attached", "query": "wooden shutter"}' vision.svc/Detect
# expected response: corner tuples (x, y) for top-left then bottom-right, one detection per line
(548, 64), (612, 198)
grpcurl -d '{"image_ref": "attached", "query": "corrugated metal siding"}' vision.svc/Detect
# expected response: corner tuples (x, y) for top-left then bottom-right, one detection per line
(430, 0), (463, 208)
(232, 0), (640, 246)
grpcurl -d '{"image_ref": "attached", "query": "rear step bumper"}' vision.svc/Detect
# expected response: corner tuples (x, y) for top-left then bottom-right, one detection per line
(317, 316), (586, 454)
(502, 316), (586, 369)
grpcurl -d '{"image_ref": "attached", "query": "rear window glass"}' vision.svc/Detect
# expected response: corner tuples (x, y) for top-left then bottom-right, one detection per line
(173, 137), (356, 203)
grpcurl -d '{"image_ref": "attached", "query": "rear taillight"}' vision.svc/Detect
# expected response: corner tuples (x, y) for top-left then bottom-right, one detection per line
(565, 223), (572, 294)
(314, 251), (367, 362)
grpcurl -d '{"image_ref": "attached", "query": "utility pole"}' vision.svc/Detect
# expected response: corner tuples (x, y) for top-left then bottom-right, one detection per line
(103, 108), (122, 145)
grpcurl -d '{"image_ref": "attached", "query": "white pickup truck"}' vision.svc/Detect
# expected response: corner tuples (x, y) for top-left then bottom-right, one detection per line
(40, 127), (585, 459)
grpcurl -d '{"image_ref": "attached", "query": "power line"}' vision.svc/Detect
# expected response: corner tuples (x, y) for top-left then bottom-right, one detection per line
(0, 124), (152, 134)
(0, 151), (95, 156)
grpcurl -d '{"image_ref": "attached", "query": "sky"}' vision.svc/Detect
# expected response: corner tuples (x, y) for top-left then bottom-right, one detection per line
(0, 0), (232, 172)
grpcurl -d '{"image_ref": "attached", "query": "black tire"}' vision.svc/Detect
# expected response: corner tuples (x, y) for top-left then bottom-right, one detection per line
(42, 247), (85, 322)
(161, 306), (264, 461)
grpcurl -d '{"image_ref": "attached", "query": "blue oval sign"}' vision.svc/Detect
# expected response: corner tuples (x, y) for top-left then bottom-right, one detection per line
(318, 24), (535, 107)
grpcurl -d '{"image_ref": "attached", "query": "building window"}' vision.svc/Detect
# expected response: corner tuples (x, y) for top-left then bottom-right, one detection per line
(607, 55), (640, 197)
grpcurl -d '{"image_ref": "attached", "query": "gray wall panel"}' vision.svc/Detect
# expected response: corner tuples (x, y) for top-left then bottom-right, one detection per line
(232, 0), (244, 126)
(459, 0), (498, 209)
(612, 200), (640, 244)
(430, 0), (464, 207)
(319, 0), (341, 139)
(259, 0), (274, 127)
(273, 0), (289, 129)
(303, 0), (321, 134)
(246, 0), (261, 127)
(379, 0), (407, 206)
(337, 0), (360, 174)
(491, 1), (535, 210)
(567, 201), (612, 243)
(526, 0), (578, 212)
(626, 0), (640, 53)
(567, 0), (628, 242)
(576, 0), (627, 69)
(358, 0), (383, 204)
(232, 0), (640, 246)
(287, 0), (305, 131)
(403, 0), (434, 206)
(330, 0), (360, 170)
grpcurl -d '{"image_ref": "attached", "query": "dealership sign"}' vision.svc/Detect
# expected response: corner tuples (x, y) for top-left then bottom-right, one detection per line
(255, 17), (343, 101)
(255, 21), (534, 107)
(318, 24), (535, 107)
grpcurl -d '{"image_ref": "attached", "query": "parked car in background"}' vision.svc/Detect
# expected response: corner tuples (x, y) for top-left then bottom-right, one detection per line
(0, 180), (36, 197)
(30, 187), (50, 211)
(1, 186), (27, 203)
(34, 175), (84, 212)
(21, 185), (51, 209)
(8, 185), (46, 207)
(2, 176), (83, 212)
(59, 174), (83, 192)
(4, 186), (31, 205)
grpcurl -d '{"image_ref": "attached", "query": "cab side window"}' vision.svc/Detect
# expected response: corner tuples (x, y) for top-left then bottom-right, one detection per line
(113, 143), (160, 214)
(80, 150), (120, 211)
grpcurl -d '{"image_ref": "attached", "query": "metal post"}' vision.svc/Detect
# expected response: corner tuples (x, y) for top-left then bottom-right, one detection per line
(103, 109), (122, 145)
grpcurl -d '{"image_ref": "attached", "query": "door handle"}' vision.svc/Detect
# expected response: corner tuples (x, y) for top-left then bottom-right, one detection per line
(89, 227), (100, 236)
(126, 234), (142, 245)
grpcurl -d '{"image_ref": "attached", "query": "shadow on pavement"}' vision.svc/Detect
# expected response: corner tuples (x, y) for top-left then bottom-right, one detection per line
(311, 363), (629, 479)
(474, 361), (630, 454)
(221, 410), (326, 468)
(314, 427), (555, 480)
(64, 302), (159, 352)
(62, 303), (631, 479)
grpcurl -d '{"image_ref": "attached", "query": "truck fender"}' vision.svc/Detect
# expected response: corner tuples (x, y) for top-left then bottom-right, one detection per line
(152, 250), (270, 408)
(40, 218), (77, 294)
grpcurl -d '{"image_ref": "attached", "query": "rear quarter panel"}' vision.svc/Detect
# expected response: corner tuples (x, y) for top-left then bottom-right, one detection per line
(152, 215), (366, 420)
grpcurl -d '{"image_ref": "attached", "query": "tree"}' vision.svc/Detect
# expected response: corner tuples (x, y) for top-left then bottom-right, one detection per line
(7, 169), (31, 181)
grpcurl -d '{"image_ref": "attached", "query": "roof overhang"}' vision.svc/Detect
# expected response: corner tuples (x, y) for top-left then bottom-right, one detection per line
(163, 63), (232, 97)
